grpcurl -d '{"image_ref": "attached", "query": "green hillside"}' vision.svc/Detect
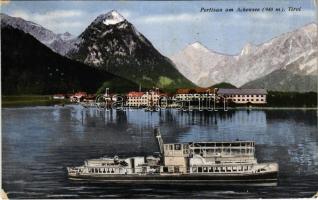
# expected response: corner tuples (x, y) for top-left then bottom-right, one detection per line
(212, 82), (237, 88)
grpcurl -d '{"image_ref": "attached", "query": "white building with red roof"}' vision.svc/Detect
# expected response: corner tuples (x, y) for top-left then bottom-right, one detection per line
(126, 91), (160, 107)
(217, 89), (267, 104)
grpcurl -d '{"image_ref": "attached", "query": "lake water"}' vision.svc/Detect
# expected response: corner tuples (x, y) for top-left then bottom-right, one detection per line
(2, 105), (318, 198)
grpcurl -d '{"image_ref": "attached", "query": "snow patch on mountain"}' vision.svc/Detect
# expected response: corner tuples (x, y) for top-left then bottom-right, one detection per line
(102, 10), (125, 25)
(93, 10), (125, 26)
(190, 42), (210, 53)
(240, 43), (254, 56)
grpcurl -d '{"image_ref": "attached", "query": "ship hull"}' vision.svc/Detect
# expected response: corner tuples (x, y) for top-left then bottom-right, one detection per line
(68, 171), (278, 184)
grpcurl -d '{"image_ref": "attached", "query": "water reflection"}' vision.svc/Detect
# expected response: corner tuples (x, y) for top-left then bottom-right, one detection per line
(2, 106), (318, 198)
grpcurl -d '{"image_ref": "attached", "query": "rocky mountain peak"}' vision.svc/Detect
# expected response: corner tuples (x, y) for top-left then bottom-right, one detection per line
(1, 13), (77, 55)
(67, 10), (194, 90)
(171, 23), (317, 91)
(92, 10), (126, 26)
(57, 31), (74, 41)
(301, 23), (317, 32)
(188, 42), (210, 53)
(240, 42), (254, 56)
(63, 32), (72, 36)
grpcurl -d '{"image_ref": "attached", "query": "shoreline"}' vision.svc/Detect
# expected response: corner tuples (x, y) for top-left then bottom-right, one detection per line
(1, 95), (68, 107)
(2, 96), (317, 110)
(2, 103), (317, 110)
(233, 107), (318, 110)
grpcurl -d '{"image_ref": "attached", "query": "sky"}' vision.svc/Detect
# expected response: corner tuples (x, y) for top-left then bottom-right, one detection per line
(1, 0), (317, 56)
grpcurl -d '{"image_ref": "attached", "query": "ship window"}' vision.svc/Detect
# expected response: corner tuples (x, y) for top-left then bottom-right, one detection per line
(142, 167), (147, 173)
(221, 167), (225, 172)
(203, 167), (208, 172)
(192, 167), (197, 173)
(198, 167), (202, 173)
(194, 149), (200, 154)
(111, 169), (114, 173)
(215, 167), (219, 172)
(174, 166), (180, 173)
(163, 167), (168, 173)
(208, 167), (213, 172)
(174, 144), (181, 150)
(107, 168), (110, 173)
(227, 167), (232, 172)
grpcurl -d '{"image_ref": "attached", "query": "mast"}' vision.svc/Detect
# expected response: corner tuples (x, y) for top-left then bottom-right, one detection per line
(154, 128), (164, 155)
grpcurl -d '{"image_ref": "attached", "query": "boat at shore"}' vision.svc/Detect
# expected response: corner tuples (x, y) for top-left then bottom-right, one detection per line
(67, 129), (278, 184)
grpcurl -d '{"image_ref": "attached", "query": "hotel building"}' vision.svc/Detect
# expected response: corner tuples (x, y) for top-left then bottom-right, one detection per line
(126, 91), (160, 107)
(217, 89), (267, 104)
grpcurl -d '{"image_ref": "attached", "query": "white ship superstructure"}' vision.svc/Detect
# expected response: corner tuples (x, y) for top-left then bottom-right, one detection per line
(67, 129), (278, 184)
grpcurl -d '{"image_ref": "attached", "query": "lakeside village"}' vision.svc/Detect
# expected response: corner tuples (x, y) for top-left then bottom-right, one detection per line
(53, 87), (267, 111)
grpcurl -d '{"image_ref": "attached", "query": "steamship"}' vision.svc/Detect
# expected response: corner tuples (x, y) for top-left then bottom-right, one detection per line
(67, 129), (278, 184)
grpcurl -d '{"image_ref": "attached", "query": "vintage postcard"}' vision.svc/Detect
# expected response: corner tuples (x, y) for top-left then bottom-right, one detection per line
(1, 0), (317, 199)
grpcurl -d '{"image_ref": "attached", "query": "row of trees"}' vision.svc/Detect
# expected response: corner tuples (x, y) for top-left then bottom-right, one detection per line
(267, 91), (317, 107)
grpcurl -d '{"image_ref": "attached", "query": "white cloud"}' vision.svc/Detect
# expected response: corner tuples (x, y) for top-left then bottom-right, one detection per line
(136, 13), (206, 24)
(9, 9), (86, 34)
(286, 9), (315, 18)
(250, 9), (315, 21)
(252, 12), (273, 20)
(10, 9), (83, 20)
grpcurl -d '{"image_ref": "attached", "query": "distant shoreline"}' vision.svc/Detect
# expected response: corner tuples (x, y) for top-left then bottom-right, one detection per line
(233, 107), (317, 110)
(2, 104), (317, 110)
(1, 95), (67, 107)
(2, 95), (317, 109)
